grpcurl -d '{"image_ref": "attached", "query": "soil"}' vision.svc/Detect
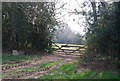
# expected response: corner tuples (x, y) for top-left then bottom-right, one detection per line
(2, 50), (118, 79)
(2, 50), (80, 79)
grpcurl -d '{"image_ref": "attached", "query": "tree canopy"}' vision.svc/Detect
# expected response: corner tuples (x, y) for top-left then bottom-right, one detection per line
(83, 1), (119, 61)
(2, 2), (58, 53)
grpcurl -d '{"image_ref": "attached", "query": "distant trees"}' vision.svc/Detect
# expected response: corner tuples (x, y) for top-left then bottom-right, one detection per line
(2, 2), (57, 53)
(53, 23), (84, 44)
(83, 1), (119, 60)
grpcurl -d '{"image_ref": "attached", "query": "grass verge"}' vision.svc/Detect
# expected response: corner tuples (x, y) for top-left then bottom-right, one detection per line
(2, 54), (41, 64)
(41, 62), (119, 79)
(2, 60), (63, 79)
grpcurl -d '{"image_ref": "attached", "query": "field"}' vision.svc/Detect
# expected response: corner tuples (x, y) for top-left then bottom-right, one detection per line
(2, 52), (120, 79)
(2, 1), (119, 80)
(52, 42), (85, 48)
(52, 43), (85, 54)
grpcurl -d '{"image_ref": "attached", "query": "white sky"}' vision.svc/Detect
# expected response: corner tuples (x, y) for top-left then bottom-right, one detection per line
(55, 0), (88, 35)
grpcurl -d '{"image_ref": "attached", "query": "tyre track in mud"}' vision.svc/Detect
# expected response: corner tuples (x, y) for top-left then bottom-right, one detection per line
(2, 51), (81, 79)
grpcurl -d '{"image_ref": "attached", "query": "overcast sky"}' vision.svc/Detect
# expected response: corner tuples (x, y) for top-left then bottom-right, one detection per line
(55, 0), (88, 35)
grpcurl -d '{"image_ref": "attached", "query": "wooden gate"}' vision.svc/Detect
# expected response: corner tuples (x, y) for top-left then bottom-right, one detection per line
(52, 42), (85, 55)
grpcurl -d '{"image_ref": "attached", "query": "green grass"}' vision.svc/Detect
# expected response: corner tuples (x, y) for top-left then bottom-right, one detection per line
(95, 71), (120, 79)
(15, 60), (63, 72)
(52, 46), (59, 49)
(38, 60), (63, 68)
(3, 71), (22, 78)
(0, 73), (2, 79)
(41, 62), (120, 79)
(52, 43), (85, 52)
(2, 54), (30, 63)
(53, 43), (84, 47)
(2, 54), (41, 63)
(78, 58), (90, 62)
(42, 63), (76, 79)
(52, 43), (85, 49)
(3, 60), (63, 78)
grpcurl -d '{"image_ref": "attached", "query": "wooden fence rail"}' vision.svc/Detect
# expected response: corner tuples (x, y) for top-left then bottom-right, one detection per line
(52, 42), (85, 55)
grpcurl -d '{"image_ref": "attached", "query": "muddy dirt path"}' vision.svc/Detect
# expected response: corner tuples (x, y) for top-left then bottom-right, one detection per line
(2, 51), (81, 79)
